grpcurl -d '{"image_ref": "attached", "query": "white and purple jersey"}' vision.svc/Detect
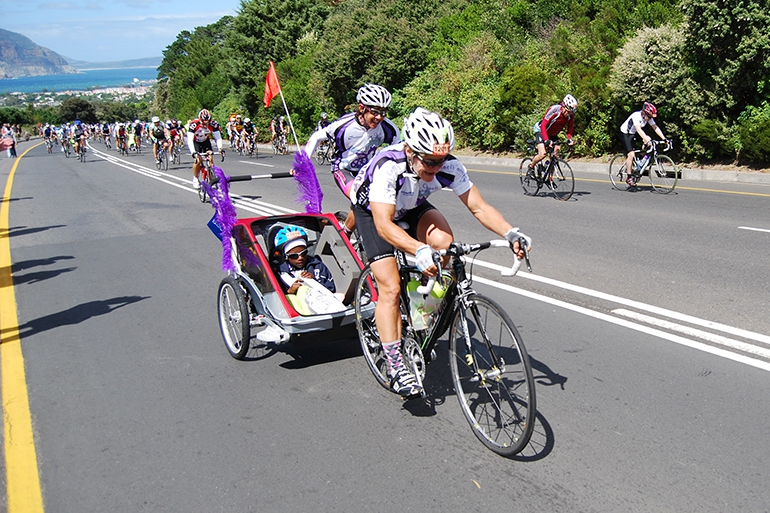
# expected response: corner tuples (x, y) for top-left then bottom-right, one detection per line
(305, 112), (400, 175)
(350, 143), (473, 221)
(621, 111), (657, 135)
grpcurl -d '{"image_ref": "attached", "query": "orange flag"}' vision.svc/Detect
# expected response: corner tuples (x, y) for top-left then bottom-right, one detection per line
(264, 61), (281, 108)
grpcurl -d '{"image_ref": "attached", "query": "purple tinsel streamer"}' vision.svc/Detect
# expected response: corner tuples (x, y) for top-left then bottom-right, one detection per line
(202, 165), (238, 274)
(292, 150), (323, 213)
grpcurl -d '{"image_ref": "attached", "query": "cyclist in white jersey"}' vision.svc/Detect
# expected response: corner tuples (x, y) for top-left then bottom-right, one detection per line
(305, 84), (401, 234)
(620, 102), (667, 186)
(349, 107), (531, 397)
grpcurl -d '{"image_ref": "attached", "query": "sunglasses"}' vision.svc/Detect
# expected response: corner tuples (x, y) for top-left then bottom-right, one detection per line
(286, 249), (308, 260)
(414, 153), (447, 168)
(364, 106), (388, 118)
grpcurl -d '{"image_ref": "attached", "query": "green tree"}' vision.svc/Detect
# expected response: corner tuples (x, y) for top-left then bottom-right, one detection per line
(59, 98), (98, 123)
(227, 0), (330, 115)
(682, 0), (770, 119)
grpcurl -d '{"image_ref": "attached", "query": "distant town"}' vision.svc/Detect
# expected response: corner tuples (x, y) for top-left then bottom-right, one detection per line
(0, 80), (156, 108)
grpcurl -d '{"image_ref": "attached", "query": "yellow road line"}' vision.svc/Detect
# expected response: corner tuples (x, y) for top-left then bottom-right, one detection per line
(1, 143), (45, 512)
(465, 167), (770, 197)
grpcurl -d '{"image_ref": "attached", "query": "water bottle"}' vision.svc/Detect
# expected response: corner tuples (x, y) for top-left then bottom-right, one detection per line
(406, 274), (451, 330)
(640, 153), (650, 170)
(406, 279), (429, 330)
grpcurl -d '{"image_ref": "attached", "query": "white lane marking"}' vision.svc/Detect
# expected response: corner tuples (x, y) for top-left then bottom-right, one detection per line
(472, 275), (770, 373)
(613, 308), (770, 359)
(472, 258), (770, 346)
(238, 161), (275, 168)
(738, 226), (770, 233)
(91, 146), (295, 217)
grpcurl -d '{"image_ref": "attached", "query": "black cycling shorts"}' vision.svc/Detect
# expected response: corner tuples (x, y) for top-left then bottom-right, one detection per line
(353, 201), (436, 263)
(621, 133), (638, 154)
(193, 140), (213, 155)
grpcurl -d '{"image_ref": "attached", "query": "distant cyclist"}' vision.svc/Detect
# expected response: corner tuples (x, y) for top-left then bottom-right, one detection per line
(317, 112), (331, 131)
(150, 116), (171, 162)
(528, 94), (577, 177)
(620, 102), (668, 186)
(187, 108), (224, 190)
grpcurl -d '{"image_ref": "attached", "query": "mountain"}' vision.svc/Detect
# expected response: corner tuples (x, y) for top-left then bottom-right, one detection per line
(64, 56), (162, 70)
(0, 28), (77, 79)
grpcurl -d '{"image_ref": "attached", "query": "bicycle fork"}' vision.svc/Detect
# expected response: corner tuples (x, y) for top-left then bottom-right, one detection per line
(458, 304), (504, 387)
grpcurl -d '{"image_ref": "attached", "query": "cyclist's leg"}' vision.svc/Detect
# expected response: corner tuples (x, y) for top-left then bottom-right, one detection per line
(622, 133), (637, 183)
(409, 203), (453, 267)
(530, 132), (547, 169)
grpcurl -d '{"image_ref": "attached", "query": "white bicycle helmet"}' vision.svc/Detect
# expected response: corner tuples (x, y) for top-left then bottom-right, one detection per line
(402, 107), (455, 155)
(563, 94), (578, 113)
(356, 84), (392, 108)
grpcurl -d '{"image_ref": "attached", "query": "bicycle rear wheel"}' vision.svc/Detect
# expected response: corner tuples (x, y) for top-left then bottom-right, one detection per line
(649, 155), (678, 193)
(449, 294), (536, 456)
(354, 265), (390, 390)
(608, 154), (630, 191)
(551, 159), (574, 201)
(518, 158), (541, 196)
(198, 168), (208, 203)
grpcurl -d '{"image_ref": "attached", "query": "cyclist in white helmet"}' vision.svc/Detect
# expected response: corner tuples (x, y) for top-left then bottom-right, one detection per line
(528, 94), (578, 180)
(305, 83), (401, 234)
(348, 107), (532, 398)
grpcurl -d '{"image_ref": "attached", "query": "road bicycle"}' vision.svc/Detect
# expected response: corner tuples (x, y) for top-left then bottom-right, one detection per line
(77, 139), (87, 163)
(45, 138), (54, 153)
(197, 151), (225, 203)
(244, 134), (258, 159)
(273, 133), (288, 155)
(354, 238), (536, 456)
(155, 143), (169, 171)
(608, 140), (678, 193)
(61, 138), (71, 158)
(314, 138), (334, 166)
(171, 139), (183, 165)
(117, 136), (129, 156)
(519, 138), (575, 201)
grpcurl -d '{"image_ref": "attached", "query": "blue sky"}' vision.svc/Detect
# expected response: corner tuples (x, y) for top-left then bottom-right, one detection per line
(3, 0), (242, 63)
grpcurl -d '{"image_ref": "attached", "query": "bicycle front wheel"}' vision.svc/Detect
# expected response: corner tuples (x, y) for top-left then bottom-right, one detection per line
(518, 158), (541, 196)
(218, 276), (251, 360)
(551, 159), (574, 201)
(608, 154), (630, 191)
(354, 265), (390, 390)
(449, 294), (536, 456)
(650, 155), (678, 194)
(314, 148), (326, 165)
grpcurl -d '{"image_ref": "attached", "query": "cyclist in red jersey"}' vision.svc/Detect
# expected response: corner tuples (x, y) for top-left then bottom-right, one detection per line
(187, 109), (224, 189)
(528, 94), (577, 172)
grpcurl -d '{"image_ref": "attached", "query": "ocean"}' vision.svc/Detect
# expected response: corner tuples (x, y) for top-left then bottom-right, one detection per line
(0, 67), (159, 94)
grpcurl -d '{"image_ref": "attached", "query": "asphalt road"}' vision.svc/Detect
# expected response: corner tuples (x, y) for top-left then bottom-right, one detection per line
(2, 138), (770, 512)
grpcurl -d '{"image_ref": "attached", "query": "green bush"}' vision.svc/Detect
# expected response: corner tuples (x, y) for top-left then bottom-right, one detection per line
(737, 103), (770, 164)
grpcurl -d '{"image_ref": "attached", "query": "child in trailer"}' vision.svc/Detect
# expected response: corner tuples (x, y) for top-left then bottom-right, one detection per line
(273, 225), (345, 315)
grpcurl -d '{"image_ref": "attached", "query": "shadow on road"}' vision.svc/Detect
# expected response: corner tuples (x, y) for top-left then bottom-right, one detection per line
(0, 224), (66, 239)
(1, 295), (149, 342)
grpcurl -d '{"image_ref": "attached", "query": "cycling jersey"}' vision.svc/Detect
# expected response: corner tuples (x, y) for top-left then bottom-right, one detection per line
(151, 124), (167, 140)
(533, 104), (574, 140)
(305, 112), (401, 175)
(242, 123), (256, 134)
(350, 143), (473, 221)
(187, 118), (223, 154)
(620, 111), (657, 135)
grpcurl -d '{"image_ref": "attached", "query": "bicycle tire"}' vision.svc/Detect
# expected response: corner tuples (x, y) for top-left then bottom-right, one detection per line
(218, 276), (251, 360)
(518, 158), (541, 196)
(354, 264), (391, 390)
(650, 154), (678, 194)
(449, 294), (536, 456)
(198, 168), (208, 203)
(155, 153), (162, 170)
(550, 159), (574, 201)
(314, 150), (326, 166)
(608, 154), (631, 191)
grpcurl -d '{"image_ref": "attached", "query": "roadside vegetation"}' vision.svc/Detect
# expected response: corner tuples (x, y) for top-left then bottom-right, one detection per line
(2, 0), (768, 166)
